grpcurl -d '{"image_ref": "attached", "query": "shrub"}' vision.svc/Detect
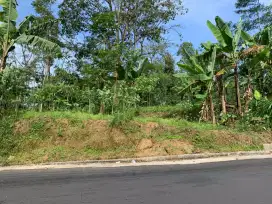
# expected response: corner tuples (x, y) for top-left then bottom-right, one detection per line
(110, 110), (137, 127)
(238, 99), (272, 131)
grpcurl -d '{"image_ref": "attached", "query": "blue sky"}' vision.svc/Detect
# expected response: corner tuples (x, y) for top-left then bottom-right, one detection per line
(175, 0), (239, 45)
(17, 0), (269, 54)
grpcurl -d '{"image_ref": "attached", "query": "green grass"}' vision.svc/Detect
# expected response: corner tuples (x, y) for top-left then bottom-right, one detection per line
(23, 111), (113, 121)
(155, 133), (184, 141)
(5, 145), (136, 165)
(139, 105), (183, 113)
(215, 144), (263, 152)
(134, 116), (223, 131)
(138, 103), (201, 121)
(84, 147), (103, 157)
(185, 133), (263, 153)
(31, 120), (46, 131)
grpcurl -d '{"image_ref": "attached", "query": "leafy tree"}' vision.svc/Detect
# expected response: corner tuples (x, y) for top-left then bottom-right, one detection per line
(235, 0), (272, 31)
(200, 41), (227, 115)
(177, 43), (217, 124)
(164, 52), (175, 74)
(207, 16), (245, 116)
(136, 75), (159, 106)
(59, 0), (186, 79)
(0, 0), (60, 71)
(240, 26), (272, 100)
(32, 0), (61, 78)
(59, 0), (186, 46)
(0, 67), (33, 113)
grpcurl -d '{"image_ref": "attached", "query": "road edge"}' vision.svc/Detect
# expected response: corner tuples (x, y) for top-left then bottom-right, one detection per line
(1, 151), (272, 171)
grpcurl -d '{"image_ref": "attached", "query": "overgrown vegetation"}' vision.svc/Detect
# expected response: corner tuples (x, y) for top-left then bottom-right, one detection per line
(0, 111), (270, 165)
(0, 0), (272, 164)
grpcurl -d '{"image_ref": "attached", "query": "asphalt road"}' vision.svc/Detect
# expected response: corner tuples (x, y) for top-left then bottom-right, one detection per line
(1, 159), (272, 204)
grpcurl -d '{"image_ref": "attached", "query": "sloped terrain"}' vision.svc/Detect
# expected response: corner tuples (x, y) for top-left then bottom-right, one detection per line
(0, 111), (271, 165)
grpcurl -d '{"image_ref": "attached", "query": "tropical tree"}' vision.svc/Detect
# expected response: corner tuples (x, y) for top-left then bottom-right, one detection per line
(200, 41), (227, 115)
(32, 0), (61, 79)
(240, 25), (272, 100)
(0, 0), (60, 71)
(176, 43), (217, 124)
(207, 16), (245, 116)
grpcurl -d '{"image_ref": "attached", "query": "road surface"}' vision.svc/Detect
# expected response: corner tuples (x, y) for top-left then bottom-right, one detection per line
(1, 159), (272, 203)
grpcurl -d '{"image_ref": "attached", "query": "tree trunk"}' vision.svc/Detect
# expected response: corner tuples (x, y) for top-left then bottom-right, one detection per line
(221, 85), (227, 114)
(218, 76), (227, 114)
(244, 98), (250, 113)
(234, 65), (242, 116)
(99, 103), (105, 114)
(200, 100), (209, 122)
(209, 92), (216, 125)
(244, 84), (253, 114)
(0, 55), (7, 72)
(44, 57), (52, 79)
(221, 81), (227, 114)
(39, 103), (43, 112)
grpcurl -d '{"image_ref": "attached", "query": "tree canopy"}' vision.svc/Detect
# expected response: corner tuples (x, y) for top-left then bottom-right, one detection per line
(0, 0), (271, 130)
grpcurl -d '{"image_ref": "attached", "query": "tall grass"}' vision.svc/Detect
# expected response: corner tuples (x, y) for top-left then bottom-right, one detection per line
(22, 111), (113, 121)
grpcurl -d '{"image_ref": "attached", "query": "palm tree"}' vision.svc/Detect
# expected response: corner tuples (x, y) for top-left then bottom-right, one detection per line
(207, 16), (244, 116)
(0, 0), (60, 71)
(177, 44), (217, 124)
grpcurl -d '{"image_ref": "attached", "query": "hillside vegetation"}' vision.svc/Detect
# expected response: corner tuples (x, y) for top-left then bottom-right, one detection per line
(0, 0), (272, 165)
(1, 109), (271, 165)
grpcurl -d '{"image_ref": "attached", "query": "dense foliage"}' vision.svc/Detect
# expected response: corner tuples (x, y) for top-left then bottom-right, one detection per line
(0, 0), (272, 130)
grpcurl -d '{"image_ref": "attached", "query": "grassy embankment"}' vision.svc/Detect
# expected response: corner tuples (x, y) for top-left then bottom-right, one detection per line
(0, 107), (271, 165)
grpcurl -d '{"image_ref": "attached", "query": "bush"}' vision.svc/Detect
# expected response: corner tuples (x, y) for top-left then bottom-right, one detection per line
(166, 102), (201, 121)
(110, 110), (137, 127)
(238, 99), (272, 131)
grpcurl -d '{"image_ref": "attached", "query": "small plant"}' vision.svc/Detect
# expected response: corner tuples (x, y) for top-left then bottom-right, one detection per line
(191, 133), (217, 150)
(31, 121), (45, 132)
(57, 127), (63, 137)
(220, 113), (238, 126)
(110, 110), (136, 127)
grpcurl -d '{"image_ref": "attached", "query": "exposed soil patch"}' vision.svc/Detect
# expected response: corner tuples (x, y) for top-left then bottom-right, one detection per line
(142, 122), (159, 135)
(136, 140), (193, 158)
(211, 130), (254, 146)
(14, 120), (30, 135)
(137, 139), (153, 150)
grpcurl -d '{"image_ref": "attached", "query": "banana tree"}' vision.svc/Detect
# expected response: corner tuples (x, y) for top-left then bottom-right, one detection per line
(241, 25), (272, 62)
(240, 26), (272, 103)
(0, 0), (60, 71)
(176, 44), (217, 124)
(207, 16), (244, 116)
